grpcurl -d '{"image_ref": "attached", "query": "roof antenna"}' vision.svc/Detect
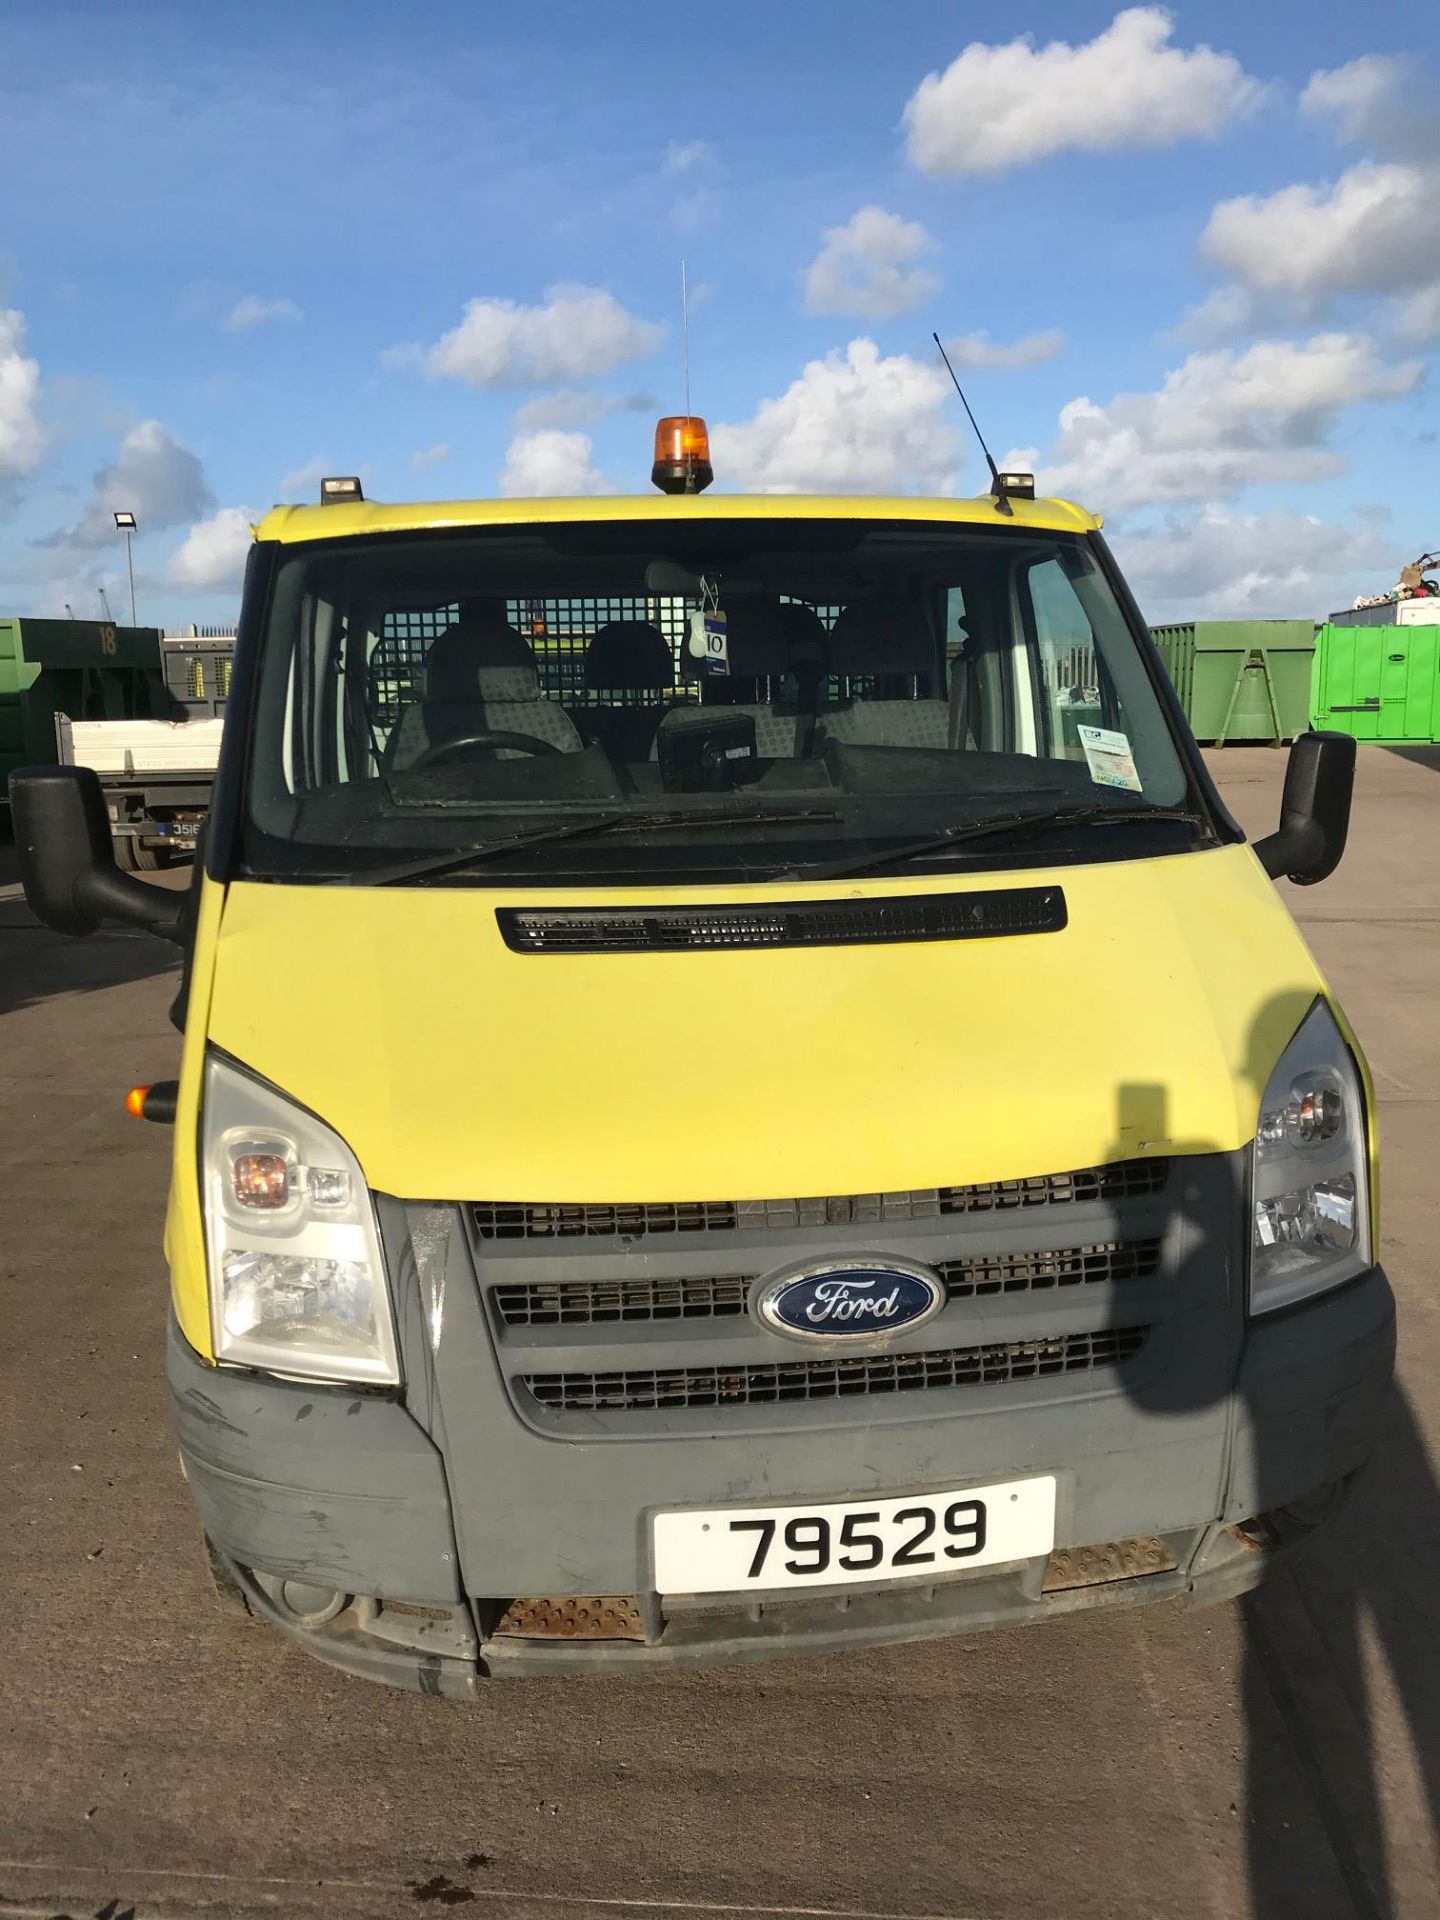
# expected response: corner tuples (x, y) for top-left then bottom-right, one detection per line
(682, 259), (691, 419)
(933, 331), (1011, 516)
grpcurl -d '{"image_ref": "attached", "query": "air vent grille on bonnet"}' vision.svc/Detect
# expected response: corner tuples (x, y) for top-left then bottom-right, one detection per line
(497, 887), (1066, 954)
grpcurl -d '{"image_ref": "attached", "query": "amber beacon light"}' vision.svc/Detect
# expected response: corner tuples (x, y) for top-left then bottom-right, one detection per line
(651, 416), (714, 495)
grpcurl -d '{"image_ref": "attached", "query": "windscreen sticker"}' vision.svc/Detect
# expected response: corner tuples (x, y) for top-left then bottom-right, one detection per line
(688, 608), (730, 676)
(1077, 723), (1143, 792)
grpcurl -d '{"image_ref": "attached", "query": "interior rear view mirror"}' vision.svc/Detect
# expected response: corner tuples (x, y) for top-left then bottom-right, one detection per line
(1254, 731), (1356, 887)
(7, 765), (185, 942)
(644, 558), (707, 602)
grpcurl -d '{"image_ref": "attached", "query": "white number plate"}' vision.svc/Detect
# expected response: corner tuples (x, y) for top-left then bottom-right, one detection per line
(652, 1476), (1057, 1596)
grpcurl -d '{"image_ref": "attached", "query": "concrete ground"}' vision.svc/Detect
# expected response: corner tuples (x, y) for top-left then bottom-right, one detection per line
(1, 745), (1437, 1920)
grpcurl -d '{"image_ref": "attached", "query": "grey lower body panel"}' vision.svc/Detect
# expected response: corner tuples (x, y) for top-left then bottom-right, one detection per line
(168, 1261), (1395, 1692)
(169, 1318), (462, 1604)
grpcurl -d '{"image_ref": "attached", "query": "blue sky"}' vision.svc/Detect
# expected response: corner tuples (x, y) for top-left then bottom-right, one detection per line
(0, 0), (1436, 627)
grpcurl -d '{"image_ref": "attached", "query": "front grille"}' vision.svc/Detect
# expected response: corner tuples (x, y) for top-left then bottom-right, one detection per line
(494, 1239), (1160, 1326)
(497, 887), (1066, 956)
(472, 1160), (1168, 1241)
(938, 1238), (1162, 1298)
(522, 1328), (1147, 1413)
(496, 1275), (751, 1326)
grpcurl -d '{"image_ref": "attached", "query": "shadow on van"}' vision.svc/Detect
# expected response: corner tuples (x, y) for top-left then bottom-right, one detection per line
(1109, 1002), (1432, 1916)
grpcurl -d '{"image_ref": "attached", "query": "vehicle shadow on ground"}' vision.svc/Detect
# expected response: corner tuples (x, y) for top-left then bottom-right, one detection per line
(0, 845), (182, 1018)
(1243, 1384), (1440, 1919)
(1113, 1010), (1436, 1916)
(1378, 745), (1440, 775)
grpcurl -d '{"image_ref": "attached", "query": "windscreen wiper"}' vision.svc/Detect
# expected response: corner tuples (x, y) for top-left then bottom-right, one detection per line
(357, 805), (843, 887)
(793, 803), (1209, 882)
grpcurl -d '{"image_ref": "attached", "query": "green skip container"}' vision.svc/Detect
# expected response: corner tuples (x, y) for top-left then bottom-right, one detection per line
(1149, 619), (1316, 745)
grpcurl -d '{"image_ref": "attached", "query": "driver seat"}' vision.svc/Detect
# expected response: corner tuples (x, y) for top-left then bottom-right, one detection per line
(390, 613), (583, 767)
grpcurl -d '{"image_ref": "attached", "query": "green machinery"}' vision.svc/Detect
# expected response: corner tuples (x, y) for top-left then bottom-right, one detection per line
(1311, 613), (1440, 745)
(1, 617), (233, 865)
(0, 617), (169, 790)
(1149, 620), (1317, 746)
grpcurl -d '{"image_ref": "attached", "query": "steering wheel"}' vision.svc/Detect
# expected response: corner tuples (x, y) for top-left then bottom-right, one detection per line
(412, 731), (561, 770)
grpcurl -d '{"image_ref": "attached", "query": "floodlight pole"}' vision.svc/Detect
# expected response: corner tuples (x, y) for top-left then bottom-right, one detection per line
(113, 510), (138, 624)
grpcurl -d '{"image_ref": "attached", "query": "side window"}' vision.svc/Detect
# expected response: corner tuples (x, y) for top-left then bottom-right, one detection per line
(1024, 558), (1104, 764)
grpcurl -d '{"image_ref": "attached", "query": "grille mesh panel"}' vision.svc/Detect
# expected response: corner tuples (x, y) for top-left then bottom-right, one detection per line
(937, 1238), (1162, 1299)
(498, 887), (1066, 955)
(473, 1160), (1167, 1242)
(496, 1275), (752, 1326)
(493, 1239), (1161, 1326)
(522, 1328), (1147, 1413)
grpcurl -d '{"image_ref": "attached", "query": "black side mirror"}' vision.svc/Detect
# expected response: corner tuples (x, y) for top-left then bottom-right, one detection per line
(1254, 731), (1356, 886)
(7, 765), (184, 942)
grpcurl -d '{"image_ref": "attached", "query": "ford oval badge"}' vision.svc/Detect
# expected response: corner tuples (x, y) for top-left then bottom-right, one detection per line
(754, 1258), (945, 1343)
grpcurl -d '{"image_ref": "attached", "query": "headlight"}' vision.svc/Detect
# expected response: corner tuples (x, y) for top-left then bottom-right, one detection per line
(1250, 1002), (1370, 1315)
(201, 1053), (399, 1384)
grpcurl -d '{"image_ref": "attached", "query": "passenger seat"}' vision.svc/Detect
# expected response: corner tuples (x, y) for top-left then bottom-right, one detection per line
(652, 599), (829, 761)
(579, 620), (675, 762)
(818, 598), (950, 751)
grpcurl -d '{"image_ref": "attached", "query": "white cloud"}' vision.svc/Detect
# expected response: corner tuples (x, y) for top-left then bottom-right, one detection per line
(712, 339), (961, 495)
(1301, 56), (1400, 145)
(411, 441), (450, 469)
(168, 506), (256, 592)
(499, 429), (611, 497)
(803, 207), (939, 320)
(944, 328), (1065, 371)
(0, 307), (45, 499)
(414, 285), (662, 390)
(1114, 505), (1394, 620)
(1203, 162), (1440, 304)
(226, 295), (302, 332)
(1393, 284), (1440, 344)
(1301, 55), (1438, 160)
(1013, 334), (1422, 512)
(42, 419), (213, 548)
(904, 8), (1259, 176)
(664, 140), (714, 175)
(514, 389), (613, 430)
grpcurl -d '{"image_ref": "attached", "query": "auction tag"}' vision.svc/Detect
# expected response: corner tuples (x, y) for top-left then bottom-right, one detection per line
(1077, 723), (1142, 792)
(688, 608), (730, 676)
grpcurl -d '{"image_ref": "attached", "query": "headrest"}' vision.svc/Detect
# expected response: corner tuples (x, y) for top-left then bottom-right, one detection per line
(720, 598), (829, 677)
(474, 664), (540, 702)
(585, 620), (674, 690)
(829, 598), (934, 675)
(425, 616), (534, 702)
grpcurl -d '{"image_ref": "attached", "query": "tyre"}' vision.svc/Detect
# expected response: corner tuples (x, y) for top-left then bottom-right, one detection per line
(113, 833), (161, 871)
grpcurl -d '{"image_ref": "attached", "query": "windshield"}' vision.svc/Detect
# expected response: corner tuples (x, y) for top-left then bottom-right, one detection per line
(242, 517), (1201, 884)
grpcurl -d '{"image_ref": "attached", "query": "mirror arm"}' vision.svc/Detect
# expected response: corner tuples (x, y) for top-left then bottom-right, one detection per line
(1254, 818), (1323, 882)
(76, 864), (186, 943)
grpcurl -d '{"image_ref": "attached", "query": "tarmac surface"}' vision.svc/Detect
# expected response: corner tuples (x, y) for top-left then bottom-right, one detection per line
(1, 745), (1437, 1920)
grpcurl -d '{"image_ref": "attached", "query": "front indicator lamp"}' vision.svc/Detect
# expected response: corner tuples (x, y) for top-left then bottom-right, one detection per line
(1250, 1002), (1370, 1315)
(201, 1054), (399, 1384)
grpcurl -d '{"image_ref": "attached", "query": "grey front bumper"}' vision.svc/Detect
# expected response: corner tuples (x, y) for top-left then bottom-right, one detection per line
(169, 1263), (1395, 1691)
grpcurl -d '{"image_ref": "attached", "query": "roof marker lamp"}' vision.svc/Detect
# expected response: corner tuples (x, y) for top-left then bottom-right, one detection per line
(651, 416), (713, 495)
(201, 1053), (398, 1384)
(1250, 1001), (1370, 1315)
(319, 475), (364, 505)
(993, 472), (1035, 502)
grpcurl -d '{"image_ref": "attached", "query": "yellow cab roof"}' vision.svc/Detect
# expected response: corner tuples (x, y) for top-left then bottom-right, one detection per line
(253, 491), (1102, 546)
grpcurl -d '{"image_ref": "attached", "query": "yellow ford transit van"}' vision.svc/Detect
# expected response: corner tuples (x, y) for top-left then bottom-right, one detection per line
(11, 430), (1394, 1696)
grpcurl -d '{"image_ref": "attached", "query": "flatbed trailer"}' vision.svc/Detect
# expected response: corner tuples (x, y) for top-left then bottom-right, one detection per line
(55, 713), (226, 869)
(1, 618), (232, 868)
